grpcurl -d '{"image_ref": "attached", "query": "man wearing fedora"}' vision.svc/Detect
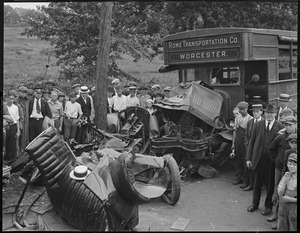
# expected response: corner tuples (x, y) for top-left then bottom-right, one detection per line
(246, 104), (284, 215)
(231, 101), (253, 187)
(244, 104), (264, 191)
(276, 93), (294, 120)
(28, 87), (52, 141)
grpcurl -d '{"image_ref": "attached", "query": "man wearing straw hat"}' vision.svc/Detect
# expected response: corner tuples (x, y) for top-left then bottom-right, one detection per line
(276, 93), (293, 120)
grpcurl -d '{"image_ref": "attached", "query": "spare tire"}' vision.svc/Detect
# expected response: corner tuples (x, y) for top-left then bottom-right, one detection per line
(109, 152), (151, 204)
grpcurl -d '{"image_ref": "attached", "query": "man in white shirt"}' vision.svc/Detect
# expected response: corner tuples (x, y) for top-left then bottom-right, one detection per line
(4, 90), (20, 162)
(112, 85), (127, 113)
(126, 86), (140, 107)
(64, 91), (83, 143)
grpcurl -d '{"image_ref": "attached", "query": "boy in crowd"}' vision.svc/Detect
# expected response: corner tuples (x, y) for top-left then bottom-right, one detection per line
(64, 91), (82, 144)
(107, 85), (114, 113)
(267, 116), (297, 229)
(4, 91), (20, 162)
(126, 86), (140, 107)
(137, 85), (151, 108)
(276, 153), (297, 231)
(48, 90), (64, 133)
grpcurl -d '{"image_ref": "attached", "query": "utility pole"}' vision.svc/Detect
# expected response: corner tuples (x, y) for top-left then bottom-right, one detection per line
(94, 2), (113, 130)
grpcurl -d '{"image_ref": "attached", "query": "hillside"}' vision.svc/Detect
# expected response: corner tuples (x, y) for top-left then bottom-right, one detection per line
(3, 26), (178, 93)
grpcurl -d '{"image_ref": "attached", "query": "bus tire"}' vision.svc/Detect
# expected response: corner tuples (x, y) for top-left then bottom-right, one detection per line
(161, 154), (181, 205)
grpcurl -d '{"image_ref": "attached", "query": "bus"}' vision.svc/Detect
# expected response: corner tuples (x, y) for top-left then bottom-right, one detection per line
(159, 28), (297, 118)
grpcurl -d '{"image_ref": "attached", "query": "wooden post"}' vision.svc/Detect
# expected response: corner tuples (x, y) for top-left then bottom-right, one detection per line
(94, 2), (113, 130)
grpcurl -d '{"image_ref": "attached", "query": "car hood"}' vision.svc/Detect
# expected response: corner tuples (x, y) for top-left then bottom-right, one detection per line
(154, 82), (223, 128)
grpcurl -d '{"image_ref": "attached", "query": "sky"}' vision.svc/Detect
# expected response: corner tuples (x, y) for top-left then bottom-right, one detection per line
(4, 2), (49, 9)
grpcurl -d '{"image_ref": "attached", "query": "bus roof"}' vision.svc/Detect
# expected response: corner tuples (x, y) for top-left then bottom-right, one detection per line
(164, 27), (297, 41)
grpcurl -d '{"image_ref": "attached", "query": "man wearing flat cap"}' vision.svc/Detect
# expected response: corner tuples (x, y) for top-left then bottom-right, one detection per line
(246, 104), (284, 215)
(276, 152), (297, 231)
(244, 104), (264, 191)
(18, 86), (30, 150)
(281, 133), (297, 177)
(232, 101), (253, 187)
(268, 115), (297, 226)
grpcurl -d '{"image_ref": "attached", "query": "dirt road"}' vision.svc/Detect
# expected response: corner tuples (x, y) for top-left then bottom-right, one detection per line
(136, 160), (272, 231)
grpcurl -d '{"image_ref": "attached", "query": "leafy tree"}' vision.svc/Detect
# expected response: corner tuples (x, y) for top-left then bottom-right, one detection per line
(20, 1), (298, 84)
(21, 2), (165, 83)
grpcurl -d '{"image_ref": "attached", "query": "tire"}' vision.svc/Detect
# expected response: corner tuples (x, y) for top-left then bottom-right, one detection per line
(161, 154), (181, 205)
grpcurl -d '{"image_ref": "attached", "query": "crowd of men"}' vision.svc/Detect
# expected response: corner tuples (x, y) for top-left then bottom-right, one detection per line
(2, 78), (173, 163)
(231, 93), (297, 231)
(2, 81), (297, 231)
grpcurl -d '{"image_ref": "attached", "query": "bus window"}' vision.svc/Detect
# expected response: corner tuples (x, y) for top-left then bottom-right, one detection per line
(210, 67), (240, 85)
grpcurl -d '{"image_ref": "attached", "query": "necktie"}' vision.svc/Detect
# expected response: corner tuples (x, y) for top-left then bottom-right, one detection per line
(36, 98), (41, 114)
(267, 122), (271, 132)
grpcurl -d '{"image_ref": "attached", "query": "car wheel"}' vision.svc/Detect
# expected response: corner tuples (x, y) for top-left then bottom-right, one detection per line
(161, 154), (181, 205)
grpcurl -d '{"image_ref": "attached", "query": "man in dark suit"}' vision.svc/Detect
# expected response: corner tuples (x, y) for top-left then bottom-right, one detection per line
(28, 88), (52, 141)
(244, 104), (264, 191)
(246, 104), (284, 215)
(75, 86), (93, 144)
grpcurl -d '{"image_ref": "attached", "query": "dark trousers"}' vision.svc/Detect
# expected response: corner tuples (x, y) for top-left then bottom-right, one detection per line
(29, 118), (44, 142)
(234, 129), (247, 182)
(5, 124), (17, 161)
(252, 156), (275, 209)
(75, 119), (90, 144)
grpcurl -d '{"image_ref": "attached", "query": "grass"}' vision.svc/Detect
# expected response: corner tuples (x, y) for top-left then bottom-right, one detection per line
(4, 26), (179, 92)
(4, 26), (59, 89)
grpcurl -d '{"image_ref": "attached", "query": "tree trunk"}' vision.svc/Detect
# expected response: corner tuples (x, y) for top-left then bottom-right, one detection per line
(94, 2), (113, 130)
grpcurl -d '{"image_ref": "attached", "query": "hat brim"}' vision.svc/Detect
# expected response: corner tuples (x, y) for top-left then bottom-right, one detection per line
(278, 98), (291, 102)
(69, 169), (91, 180)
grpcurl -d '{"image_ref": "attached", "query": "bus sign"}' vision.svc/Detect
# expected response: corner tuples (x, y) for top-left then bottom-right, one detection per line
(167, 34), (240, 51)
(168, 48), (240, 63)
(165, 34), (241, 63)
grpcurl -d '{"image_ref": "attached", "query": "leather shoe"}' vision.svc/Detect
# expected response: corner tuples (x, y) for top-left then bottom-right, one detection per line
(247, 204), (258, 212)
(261, 208), (272, 215)
(240, 183), (248, 189)
(232, 179), (243, 185)
(266, 216), (276, 222)
(243, 185), (253, 191)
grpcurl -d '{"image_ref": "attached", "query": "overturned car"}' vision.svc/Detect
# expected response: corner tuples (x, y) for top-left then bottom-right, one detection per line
(151, 81), (234, 177)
